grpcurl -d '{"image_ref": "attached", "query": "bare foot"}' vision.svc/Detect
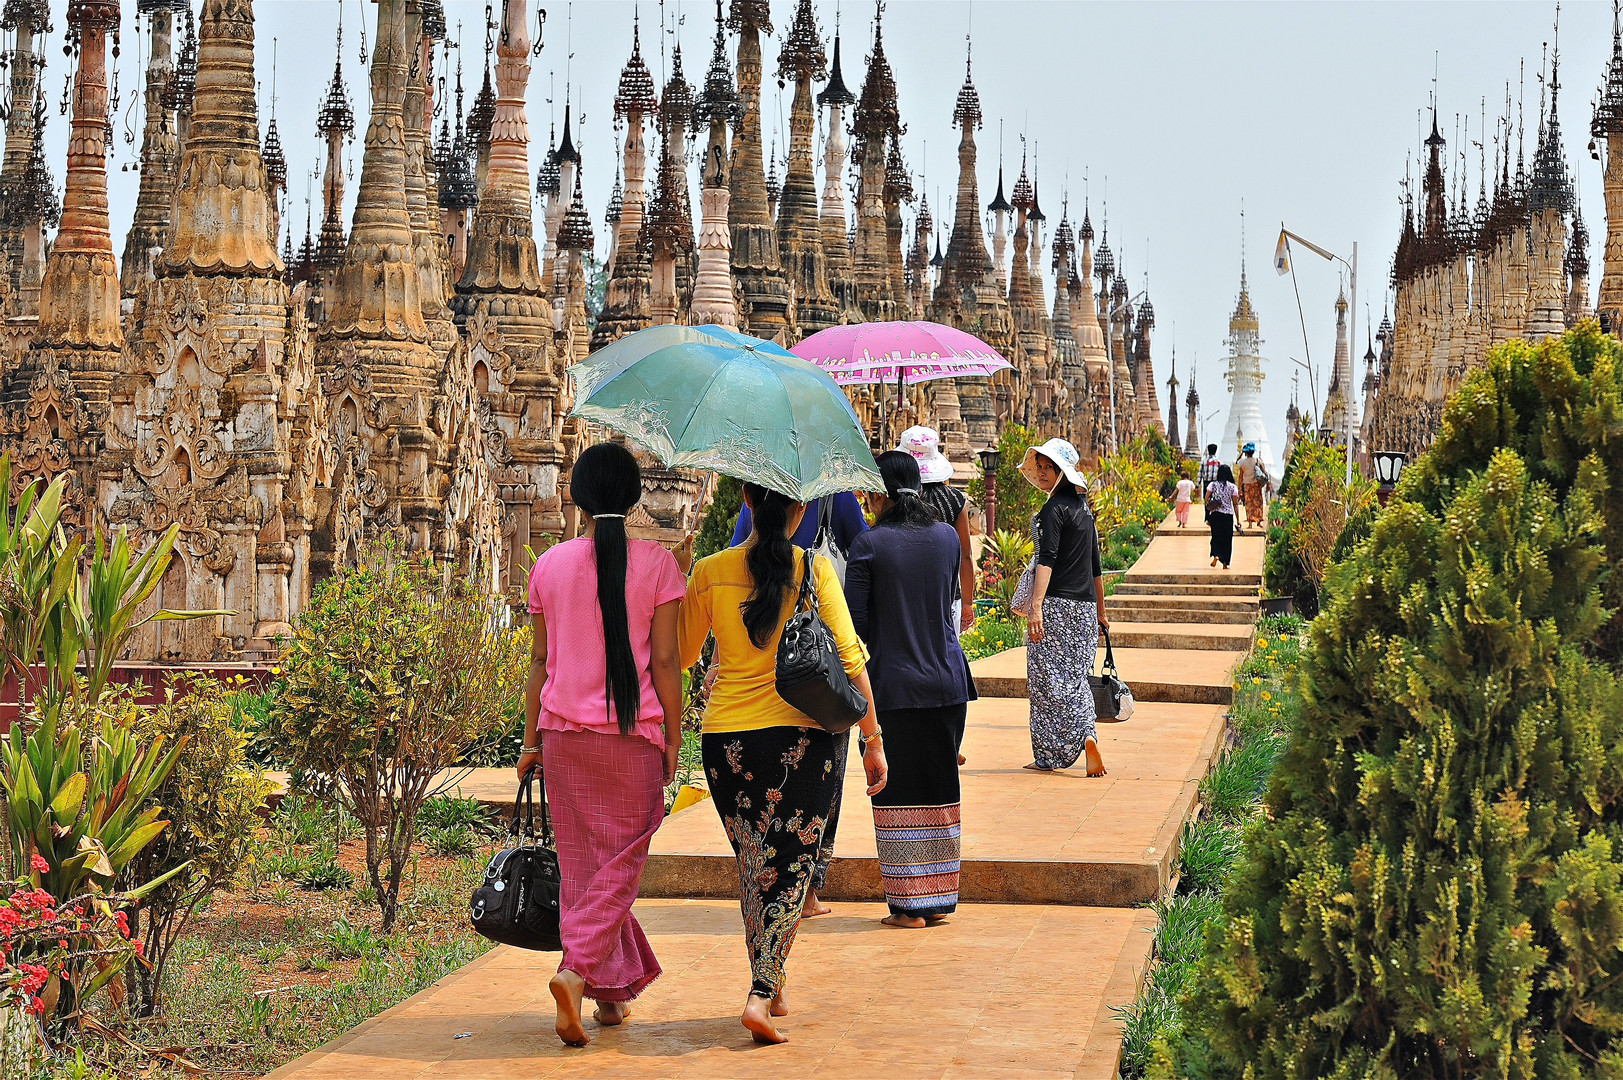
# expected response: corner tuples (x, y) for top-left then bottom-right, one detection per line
(771, 987), (789, 1017)
(1211, 558), (1220, 567)
(924, 914), (949, 925)
(881, 914), (928, 928)
(549, 971), (590, 1047)
(1085, 738), (1107, 778)
(1022, 762), (1054, 772)
(743, 994), (787, 1044)
(957, 752), (967, 766)
(801, 888), (831, 918)
(593, 1001), (630, 1026)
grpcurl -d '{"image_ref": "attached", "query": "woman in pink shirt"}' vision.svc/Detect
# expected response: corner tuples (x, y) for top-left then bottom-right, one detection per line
(518, 443), (686, 1047)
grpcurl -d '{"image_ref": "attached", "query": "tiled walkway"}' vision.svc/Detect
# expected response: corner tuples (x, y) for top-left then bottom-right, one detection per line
(262, 509), (1263, 1080)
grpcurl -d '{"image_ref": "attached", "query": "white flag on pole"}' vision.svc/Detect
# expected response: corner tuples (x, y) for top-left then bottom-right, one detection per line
(1274, 230), (1291, 276)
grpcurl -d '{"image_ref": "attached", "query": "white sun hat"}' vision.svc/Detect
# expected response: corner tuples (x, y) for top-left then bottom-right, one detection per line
(1018, 437), (1089, 490)
(896, 425), (955, 484)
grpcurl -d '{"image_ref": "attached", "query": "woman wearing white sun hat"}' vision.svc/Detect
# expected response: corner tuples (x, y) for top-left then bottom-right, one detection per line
(1017, 438), (1108, 776)
(896, 426), (976, 634)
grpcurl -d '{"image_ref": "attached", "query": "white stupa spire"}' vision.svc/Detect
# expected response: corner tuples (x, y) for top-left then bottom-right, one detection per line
(1219, 264), (1277, 476)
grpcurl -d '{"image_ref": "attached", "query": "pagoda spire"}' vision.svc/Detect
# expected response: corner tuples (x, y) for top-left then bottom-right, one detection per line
(690, 0), (740, 328)
(0, 0), (52, 312)
(435, 34), (477, 280)
(160, 0), (283, 277)
(1050, 200), (1083, 446)
(35, 0), (124, 398)
(1166, 346), (1181, 448)
(316, 26), (355, 272)
(467, 8), (497, 195)
(851, 2), (902, 323)
(818, 15), (858, 320)
(1183, 350), (1201, 456)
(592, 14), (659, 348)
(262, 39), (287, 253)
(1592, 0), (1623, 331)
(727, 0), (792, 339)
(648, 40), (696, 326)
(402, 0), (454, 354)
(777, 0), (836, 338)
(121, 1), (184, 298)
(1527, 15), (1571, 339)
(1007, 145), (1045, 429)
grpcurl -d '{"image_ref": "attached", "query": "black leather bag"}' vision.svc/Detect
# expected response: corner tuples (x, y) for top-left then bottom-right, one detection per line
(1090, 627), (1135, 723)
(775, 548), (868, 734)
(469, 767), (562, 951)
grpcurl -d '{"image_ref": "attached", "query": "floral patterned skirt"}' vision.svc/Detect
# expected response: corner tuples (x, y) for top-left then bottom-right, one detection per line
(703, 725), (840, 999)
(1026, 597), (1099, 770)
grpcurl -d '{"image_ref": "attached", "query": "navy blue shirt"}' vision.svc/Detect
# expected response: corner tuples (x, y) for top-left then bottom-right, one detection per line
(845, 521), (973, 712)
(730, 492), (868, 551)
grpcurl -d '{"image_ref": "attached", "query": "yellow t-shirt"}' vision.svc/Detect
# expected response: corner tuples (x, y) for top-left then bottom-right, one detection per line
(678, 545), (869, 734)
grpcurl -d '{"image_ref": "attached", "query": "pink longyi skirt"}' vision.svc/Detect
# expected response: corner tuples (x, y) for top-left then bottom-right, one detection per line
(541, 727), (666, 1001)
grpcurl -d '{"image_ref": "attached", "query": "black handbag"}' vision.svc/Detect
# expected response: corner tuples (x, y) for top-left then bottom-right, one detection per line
(469, 767), (562, 951)
(775, 547), (868, 734)
(1090, 627), (1135, 723)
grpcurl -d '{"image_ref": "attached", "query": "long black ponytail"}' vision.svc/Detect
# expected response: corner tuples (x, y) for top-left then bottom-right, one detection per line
(740, 482), (800, 649)
(569, 443), (643, 735)
(874, 451), (938, 528)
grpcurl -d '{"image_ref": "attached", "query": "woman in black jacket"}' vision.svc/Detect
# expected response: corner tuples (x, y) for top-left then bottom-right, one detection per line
(846, 452), (974, 927)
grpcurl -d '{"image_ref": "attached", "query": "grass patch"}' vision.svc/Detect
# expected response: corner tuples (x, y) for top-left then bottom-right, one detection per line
(1113, 612), (1309, 1079)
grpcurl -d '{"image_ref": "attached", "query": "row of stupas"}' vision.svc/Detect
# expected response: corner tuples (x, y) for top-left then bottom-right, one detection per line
(1363, 11), (1611, 460)
(0, 0), (1172, 662)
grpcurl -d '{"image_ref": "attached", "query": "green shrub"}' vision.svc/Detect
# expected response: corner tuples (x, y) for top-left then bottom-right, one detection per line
(420, 824), (478, 858)
(959, 615), (1024, 662)
(274, 547), (528, 930)
(1176, 817), (1244, 895)
(419, 796), (499, 836)
(1168, 327), (1623, 1078)
(694, 474), (744, 562)
(295, 856), (352, 891)
(122, 673), (273, 1018)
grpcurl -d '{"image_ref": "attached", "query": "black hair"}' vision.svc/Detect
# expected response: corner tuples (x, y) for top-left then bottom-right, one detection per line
(1216, 463), (1236, 485)
(741, 482), (801, 649)
(569, 443), (642, 735)
(1206, 443), (1218, 456)
(873, 451), (938, 528)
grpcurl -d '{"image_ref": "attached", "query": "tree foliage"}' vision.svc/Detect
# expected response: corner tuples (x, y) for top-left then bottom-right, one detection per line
(273, 548), (528, 931)
(1164, 325), (1623, 1078)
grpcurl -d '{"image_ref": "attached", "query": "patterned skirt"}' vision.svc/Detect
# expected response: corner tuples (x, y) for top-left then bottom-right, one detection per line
(703, 725), (840, 999)
(1026, 597), (1100, 770)
(871, 704), (967, 917)
(542, 728), (666, 1002)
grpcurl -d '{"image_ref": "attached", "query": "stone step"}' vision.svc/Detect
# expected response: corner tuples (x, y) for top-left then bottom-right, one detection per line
(1125, 571), (1263, 587)
(1109, 593), (1260, 611)
(1107, 622), (1253, 652)
(1106, 602), (1258, 624)
(970, 646), (1239, 706)
(1112, 582), (1260, 598)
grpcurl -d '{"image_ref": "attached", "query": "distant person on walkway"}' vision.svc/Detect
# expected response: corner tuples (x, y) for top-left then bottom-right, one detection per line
(897, 426), (977, 633)
(1197, 443), (1222, 502)
(680, 483), (888, 1045)
(1235, 443), (1268, 530)
(1173, 468), (1196, 528)
(1019, 438), (1109, 777)
(518, 444), (686, 1048)
(1205, 464), (1241, 570)
(847, 452), (975, 928)
(728, 490), (867, 920)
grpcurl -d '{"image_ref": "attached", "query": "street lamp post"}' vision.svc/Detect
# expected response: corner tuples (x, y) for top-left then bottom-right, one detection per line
(1372, 450), (1407, 507)
(1279, 228), (1358, 484)
(978, 445), (1002, 537)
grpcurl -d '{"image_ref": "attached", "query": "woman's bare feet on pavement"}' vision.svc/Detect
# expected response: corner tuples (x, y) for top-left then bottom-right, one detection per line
(1084, 737), (1107, 778)
(593, 1001), (630, 1026)
(743, 993), (787, 1044)
(881, 914), (928, 928)
(801, 887), (831, 917)
(957, 752), (967, 766)
(771, 987), (789, 1017)
(549, 971), (590, 1046)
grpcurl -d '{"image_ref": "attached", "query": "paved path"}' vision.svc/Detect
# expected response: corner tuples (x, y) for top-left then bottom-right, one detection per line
(262, 507), (1265, 1080)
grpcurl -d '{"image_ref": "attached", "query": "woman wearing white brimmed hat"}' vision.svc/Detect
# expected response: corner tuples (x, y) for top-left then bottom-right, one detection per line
(896, 426), (977, 633)
(1016, 438), (1108, 776)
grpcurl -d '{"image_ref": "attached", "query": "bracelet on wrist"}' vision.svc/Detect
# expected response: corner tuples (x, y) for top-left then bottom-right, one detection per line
(521, 744), (543, 753)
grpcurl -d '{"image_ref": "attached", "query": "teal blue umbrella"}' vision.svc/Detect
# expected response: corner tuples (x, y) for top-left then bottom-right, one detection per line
(568, 324), (883, 501)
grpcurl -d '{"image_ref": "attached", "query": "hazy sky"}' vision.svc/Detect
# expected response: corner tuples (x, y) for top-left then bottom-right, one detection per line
(27, 0), (1610, 453)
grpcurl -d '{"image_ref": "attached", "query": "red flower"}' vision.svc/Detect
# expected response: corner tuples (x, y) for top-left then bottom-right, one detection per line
(29, 854), (47, 876)
(18, 963), (47, 995)
(27, 997), (43, 1016)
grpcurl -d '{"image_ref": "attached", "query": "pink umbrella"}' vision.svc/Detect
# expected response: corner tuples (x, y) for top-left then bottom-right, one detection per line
(791, 321), (1013, 386)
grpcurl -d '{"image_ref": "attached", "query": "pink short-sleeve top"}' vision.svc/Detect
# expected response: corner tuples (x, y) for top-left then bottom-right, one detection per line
(527, 537), (688, 748)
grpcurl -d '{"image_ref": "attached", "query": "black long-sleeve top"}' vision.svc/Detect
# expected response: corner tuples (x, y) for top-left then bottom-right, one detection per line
(1033, 488), (1104, 601)
(844, 522), (973, 712)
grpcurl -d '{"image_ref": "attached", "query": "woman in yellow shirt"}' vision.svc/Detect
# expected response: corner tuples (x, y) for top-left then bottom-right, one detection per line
(679, 482), (887, 1046)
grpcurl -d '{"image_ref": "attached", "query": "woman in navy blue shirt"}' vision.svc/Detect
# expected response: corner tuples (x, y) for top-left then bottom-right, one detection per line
(845, 452), (973, 928)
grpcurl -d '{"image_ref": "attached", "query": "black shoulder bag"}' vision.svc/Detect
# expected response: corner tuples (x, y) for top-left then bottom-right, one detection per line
(469, 766), (562, 951)
(775, 548), (868, 734)
(1090, 627), (1135, 723)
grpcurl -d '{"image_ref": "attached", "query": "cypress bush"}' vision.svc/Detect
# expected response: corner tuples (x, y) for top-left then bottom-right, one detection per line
(1164, 325), (1623, 1078)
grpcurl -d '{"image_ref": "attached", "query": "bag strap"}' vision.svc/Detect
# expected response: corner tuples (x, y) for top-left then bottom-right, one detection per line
(795, 546), (820, 617)
(513, 765), (553, 845)
(814, 497), (833, 548)
(1100, 625), (1119, 677)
